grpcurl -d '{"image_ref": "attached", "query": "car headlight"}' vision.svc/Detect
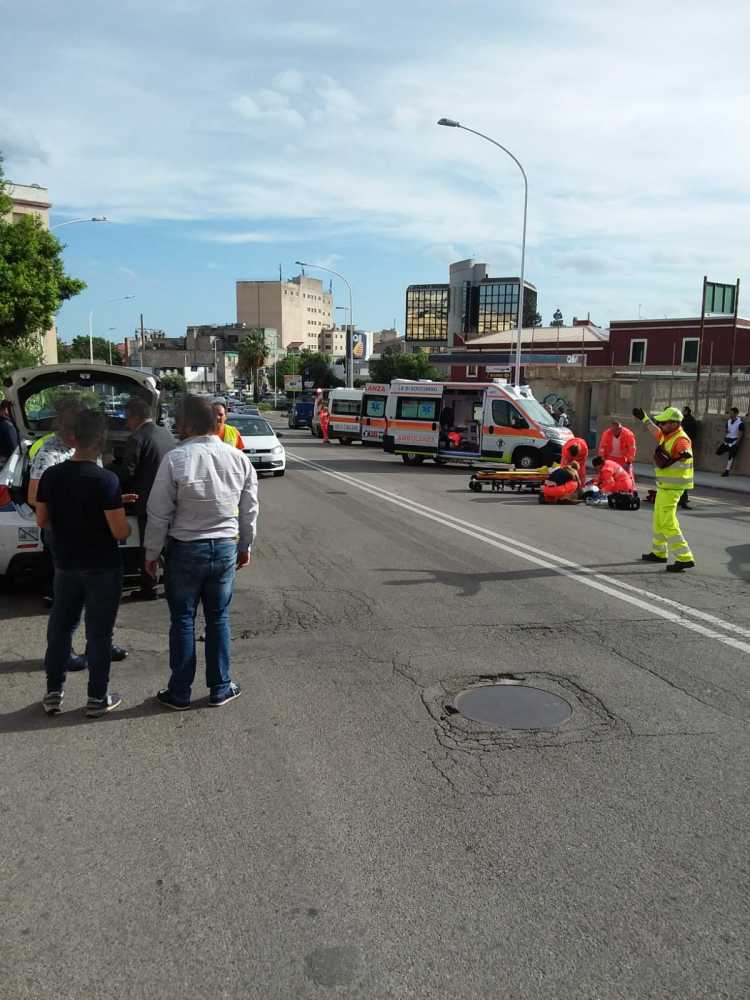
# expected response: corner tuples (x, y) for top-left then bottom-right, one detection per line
(271, 445), (284, 455)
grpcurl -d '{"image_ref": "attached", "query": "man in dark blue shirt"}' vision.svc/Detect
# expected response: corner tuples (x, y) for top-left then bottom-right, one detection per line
(0, 399), (19, 466)
(36, 410), (131, 717)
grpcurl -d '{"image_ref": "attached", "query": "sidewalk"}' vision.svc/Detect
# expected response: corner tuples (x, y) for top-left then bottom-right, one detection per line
(632, 463), (750, 495)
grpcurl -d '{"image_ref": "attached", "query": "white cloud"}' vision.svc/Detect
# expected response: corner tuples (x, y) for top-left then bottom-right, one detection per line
(272, 69), (305, 93)
(117, 265), (137, 279)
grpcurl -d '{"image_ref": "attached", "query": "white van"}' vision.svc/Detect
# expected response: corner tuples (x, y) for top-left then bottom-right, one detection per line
(383, 379), (572, 468)
(360, 383), (388, 444)
(328, 388), (363, 444)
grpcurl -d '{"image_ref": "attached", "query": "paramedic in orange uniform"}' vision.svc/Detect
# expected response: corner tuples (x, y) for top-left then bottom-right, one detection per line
(320, 404), (331, 444)
(590, 456), (634, 494)
(598, 420), (636, 473)
(542, 461), (581, 504)
(561, 438), (589, 485)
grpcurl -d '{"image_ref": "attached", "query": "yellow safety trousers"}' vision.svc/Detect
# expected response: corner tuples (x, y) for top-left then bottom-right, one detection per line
(651, 488), (694, 563)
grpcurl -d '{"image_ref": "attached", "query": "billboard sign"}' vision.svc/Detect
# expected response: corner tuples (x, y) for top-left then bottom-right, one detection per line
(284, 375), (302, 391)
(704, 281), (737, 316)
(351, 331), (367, 360)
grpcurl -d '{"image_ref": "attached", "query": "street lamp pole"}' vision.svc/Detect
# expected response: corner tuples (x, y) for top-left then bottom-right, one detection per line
(437, 118), (528, 389)
(296, 261), (354, 388)
(51, 217), (108, 230)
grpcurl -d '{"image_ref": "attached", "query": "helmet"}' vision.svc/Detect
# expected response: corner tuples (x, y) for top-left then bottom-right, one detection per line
(653, 406), (683, 423)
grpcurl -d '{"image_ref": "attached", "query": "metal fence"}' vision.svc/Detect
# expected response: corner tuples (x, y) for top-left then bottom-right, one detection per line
(633, 374), (750, 417)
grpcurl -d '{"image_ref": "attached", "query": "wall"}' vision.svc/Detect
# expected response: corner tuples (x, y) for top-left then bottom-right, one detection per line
(609, 318), (750, 368)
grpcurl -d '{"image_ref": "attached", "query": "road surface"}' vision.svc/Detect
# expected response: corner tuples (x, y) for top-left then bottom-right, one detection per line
(1, 426), (749, 999)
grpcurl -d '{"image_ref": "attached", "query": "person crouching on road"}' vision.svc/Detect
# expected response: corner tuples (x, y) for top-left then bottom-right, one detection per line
(213, 403), (245, 450)
(597, 420), (636, 475)
(36, 410), (130, 717)
(542, 461), (581, 504)
(633, 406), (695, 572)
(591, 455), (634, 495)
(145, 395), (259, 710)
(561, 438), (589, 489)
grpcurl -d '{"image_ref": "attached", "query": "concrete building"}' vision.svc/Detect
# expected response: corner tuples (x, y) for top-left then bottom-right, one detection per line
(372, 328), (403, 354)
(319, 326), (348, 358)
(123, 323), (248, 391)
(5, 183), (57, 364)
(405, 259), (537, 355)
(236, 274), (333, 353)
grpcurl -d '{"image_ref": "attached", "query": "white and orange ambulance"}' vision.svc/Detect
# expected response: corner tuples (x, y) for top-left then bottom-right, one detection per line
(360, 383), (388, 444)
(383, 379), (572, 468)
(327, 387), (363, 444)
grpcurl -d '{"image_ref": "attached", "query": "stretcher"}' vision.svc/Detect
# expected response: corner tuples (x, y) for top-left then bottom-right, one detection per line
(468, 467), (549, 493)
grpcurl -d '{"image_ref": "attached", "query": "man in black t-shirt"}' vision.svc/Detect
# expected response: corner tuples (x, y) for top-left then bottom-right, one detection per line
(36, 410), (132, 717)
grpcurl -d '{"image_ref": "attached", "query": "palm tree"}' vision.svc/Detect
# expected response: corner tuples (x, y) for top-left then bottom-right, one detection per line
(237, 330), (268, 402)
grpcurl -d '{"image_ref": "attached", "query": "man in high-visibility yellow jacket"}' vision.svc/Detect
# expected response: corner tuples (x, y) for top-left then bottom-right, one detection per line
(633, 406), (695, 572)
(212, 403), (245, 450)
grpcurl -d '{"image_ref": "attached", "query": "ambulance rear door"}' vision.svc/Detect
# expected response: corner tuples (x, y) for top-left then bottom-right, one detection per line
(361, 383), (388, 443)
(383, 382), (443, 457)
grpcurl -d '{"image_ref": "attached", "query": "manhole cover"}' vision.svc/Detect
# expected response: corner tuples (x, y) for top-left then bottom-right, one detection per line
(454, 683), (572, 729)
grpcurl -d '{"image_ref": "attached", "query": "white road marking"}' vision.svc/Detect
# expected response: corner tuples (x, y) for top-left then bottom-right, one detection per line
(288, 451), (750, 655)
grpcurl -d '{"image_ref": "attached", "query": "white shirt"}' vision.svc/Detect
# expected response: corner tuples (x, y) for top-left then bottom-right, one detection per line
(144, 435), (259, 560)
(726, 417), (744, 441)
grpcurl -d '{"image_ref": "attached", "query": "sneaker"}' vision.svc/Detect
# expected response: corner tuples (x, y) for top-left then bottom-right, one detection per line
(111, 646), (128, 662)
(666, 561), (696, 573)
(721, 470), (730, 477)
(156, 689), (191, 711)
(67, 653), (87, 672)
(42, 691), (64, 715)
(641, 553), (667, 563)
(209, 682), (242, 707)
(85, 692), (122, 717)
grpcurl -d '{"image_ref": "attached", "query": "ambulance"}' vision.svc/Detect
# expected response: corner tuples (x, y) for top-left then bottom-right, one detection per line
(383, 379), (572, 468)
(327, 387), (363, 444)
(360, 383), (388, 444)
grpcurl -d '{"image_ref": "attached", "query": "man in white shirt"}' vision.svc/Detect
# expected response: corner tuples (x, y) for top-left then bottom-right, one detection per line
(145, 395), (259, 709)
(717, 407), (745, 477)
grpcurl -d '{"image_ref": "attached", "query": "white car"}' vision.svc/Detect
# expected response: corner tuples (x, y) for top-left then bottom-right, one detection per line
(228, 414), (286, 476)
(0, 362), (161, 584)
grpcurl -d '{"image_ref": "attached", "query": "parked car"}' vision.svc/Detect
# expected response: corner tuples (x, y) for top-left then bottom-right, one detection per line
(227, 415), (286, 476)
(0, 363), (160, 585)
(288, 397), (314, 429)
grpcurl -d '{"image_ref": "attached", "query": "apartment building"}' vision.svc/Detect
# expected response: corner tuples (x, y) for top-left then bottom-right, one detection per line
(236, 273), (333, 352)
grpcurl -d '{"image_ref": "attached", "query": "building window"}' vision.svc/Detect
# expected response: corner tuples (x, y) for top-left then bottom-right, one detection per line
(629, 339), (647, 365)
(466, 364), (478, 377)
(682, 338), (699, 365)
(405, 285), (449, 342)
(477, 281), (519, 335)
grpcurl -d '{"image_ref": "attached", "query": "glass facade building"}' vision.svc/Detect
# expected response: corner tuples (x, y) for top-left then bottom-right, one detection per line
(405, 284), (449, 343)
(470, 280), (537, 335)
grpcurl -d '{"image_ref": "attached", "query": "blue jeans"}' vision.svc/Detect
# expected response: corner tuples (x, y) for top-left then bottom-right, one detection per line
(164, 538), (237, 703)
(45, 567), (123, 699)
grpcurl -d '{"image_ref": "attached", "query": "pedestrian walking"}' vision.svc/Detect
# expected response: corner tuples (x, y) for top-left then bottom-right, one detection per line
(320, 403), (331, 444)
(556, 406), (570, 428)
(0, 399), (19, 467)
(36, 410), (130, 717)
(716, 407), (745, 477)
(597, 419), (636, 474)
(111, 396), (176, 600)
(144, 395), (259, 710)
(213, 402), (245, 449)
(634, 406), (695, 572)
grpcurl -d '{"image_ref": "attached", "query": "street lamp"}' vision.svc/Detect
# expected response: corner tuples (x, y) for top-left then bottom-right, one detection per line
(89, 295), (135, 363)
(51, 217), (108, 230)
(296, 260), (354, 388)
(437, 117), (528, 389)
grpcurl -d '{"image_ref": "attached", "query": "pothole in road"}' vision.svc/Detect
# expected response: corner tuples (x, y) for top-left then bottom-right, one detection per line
(453, 681), (572, 729)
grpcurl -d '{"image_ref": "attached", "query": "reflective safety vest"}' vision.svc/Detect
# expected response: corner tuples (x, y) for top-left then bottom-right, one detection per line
(655, 428), (693, 491)
(29, 432), (54, 460)
(222, 424), (240, 448)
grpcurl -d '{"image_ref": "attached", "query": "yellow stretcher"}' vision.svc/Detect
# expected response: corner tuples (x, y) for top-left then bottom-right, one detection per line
(468, 467), (549, 493)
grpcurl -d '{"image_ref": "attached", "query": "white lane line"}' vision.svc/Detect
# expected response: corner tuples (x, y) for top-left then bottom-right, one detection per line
(288, 451), (750, 655)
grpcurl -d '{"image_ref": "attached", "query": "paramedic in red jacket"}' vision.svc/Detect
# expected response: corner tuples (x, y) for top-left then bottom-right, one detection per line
(598, 420), (636, 472)
(561, 438), (589, 483)
(591, 456), (634, 494)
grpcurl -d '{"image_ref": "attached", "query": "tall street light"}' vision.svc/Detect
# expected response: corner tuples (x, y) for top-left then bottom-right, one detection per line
(51, 217), (108, 230)
(89, 295), (135, 363)
(296, 261), (354, 388)
(437, 118), (528, 389)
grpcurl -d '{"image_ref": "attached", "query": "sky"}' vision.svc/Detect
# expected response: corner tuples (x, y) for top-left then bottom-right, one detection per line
(2, 0), (750, 345)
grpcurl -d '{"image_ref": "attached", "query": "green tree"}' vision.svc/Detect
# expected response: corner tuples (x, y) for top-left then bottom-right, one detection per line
(160, 371), (187, 394)
(56, 338), (74, 362)
(368, 347), (438, 384)
(0, 155), (86, 343)
(237, 329), (268, 401)
(299, 350), (343, 388)
(0, 335), (44, 389)
(68, 335), (122, 364)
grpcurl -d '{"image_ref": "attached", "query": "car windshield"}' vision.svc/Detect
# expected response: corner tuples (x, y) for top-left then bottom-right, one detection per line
(21, 375), (153, 433)
(522, 397), (558, 427)
(230, 416), (275, 437)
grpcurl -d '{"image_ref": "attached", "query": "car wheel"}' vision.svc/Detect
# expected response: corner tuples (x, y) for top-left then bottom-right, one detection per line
(512, 448), (541, 470)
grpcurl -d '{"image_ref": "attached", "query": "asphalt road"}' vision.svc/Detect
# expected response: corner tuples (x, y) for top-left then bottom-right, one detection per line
(2, 425), (749, 1000)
